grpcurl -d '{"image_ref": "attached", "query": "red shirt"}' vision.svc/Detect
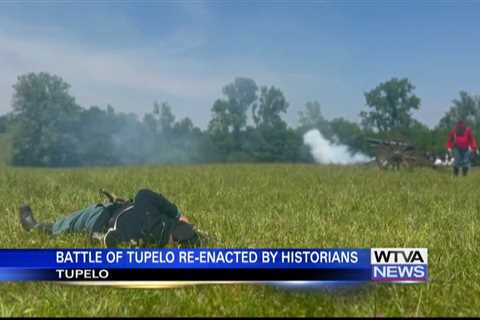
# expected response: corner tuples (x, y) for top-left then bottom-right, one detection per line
(447, 127), (478, 150)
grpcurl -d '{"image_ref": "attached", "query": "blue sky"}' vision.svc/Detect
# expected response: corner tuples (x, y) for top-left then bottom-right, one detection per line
(1, 1), (480, 128)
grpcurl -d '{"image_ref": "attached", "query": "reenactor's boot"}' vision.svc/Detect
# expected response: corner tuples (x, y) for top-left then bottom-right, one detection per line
(462, 167), (469, 176)
(19, 205), (53, 233)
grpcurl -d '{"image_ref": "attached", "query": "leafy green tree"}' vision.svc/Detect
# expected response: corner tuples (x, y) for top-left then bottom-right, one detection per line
(142, 101), (206, 164)
(247, 86), (292, 161)
(207, 99), (235, 160)
(0, 114), (10, 133)
(144, 102), (159, 135)
(208, 78), (258, 156)
(141, 101), (174, 163)
(252, 86), (288, 128)
(404, 119), (435, 154)
(143, 112), (158, 136)
(437, 91), (480, 130)
(173, 117), (194, 136)
(360, 78), (421, 139)
(0, 114), (13, 164)
(208, 99), (230, 137)
(11, 72), (83, 166)
(159, 102), (176, 137)
(430, 126), (451, 157)
(297, 101), (332, 138)
(76, 106), (118, 165)
(223, 77), (258, 143)
(434, 91), (480, 156)
(169, 117), (196, 163)
(329, 117), (370, 155)
(112, 112), (150, 164)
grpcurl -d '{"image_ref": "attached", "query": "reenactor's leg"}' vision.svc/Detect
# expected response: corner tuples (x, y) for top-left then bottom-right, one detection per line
(453, 167), (460, 176)
(453, 148), (461, 176)
(462, 149), (472, 176)
(50, 205), (108, 235)
(19, 204), (106, 236)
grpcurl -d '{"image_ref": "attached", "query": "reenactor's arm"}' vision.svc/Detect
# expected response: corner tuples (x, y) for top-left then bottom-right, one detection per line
(99, 189), (131, 204)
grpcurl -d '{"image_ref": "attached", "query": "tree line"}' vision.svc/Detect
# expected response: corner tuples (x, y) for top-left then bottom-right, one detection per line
(0, 72), (478, 167)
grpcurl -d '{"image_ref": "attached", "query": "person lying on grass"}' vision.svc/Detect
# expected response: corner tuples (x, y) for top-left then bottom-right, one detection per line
(19, 188), (202, 248)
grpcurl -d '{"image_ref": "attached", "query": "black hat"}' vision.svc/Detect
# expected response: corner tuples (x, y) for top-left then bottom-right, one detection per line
(172, 222), (199, 246)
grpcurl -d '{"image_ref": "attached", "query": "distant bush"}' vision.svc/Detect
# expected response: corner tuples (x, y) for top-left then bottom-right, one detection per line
(0, 133), (12, 165)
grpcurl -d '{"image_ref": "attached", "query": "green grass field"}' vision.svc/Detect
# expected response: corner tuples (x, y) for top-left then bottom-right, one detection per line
(0, 164), (478, 317)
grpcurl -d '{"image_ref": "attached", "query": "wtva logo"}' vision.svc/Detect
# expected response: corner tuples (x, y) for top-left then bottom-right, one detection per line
(371, 248), (428, 283)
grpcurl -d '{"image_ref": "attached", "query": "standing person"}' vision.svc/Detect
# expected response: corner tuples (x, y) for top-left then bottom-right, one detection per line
(19, 189), (202, 248)
(447, 120), (478, 176)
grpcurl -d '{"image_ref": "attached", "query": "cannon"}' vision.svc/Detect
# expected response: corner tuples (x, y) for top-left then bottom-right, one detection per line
(367, 138), (432, 170)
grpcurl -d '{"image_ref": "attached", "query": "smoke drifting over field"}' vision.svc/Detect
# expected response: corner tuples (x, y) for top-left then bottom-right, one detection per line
(303, 129), (371, 164)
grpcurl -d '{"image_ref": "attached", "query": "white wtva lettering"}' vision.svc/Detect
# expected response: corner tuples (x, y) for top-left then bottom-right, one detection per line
(371, 248), (428, 265)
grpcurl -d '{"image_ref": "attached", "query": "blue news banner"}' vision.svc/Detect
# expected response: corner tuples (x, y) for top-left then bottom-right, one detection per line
(0, 248), (428, 283)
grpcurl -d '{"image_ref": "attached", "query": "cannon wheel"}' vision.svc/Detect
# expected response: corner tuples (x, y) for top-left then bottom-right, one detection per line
(375, 146), (415, 170)
(375, 147), (432, 170)
(405, 151), (434, 168)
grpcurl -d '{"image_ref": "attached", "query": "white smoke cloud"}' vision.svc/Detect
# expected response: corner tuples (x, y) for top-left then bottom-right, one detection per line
(303, 129), (371, 164)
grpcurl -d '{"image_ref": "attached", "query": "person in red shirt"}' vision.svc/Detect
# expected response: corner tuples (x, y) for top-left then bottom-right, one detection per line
(447, 120), (478, 176)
